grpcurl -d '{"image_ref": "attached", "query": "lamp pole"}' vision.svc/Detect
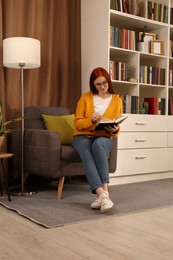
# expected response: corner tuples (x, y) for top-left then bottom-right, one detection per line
(20, 63), (25, 195)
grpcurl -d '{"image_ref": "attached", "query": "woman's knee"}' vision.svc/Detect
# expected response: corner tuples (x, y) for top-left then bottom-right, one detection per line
(72, 136), (91, 151)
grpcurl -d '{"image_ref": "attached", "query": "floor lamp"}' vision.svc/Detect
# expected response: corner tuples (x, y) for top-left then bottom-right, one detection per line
(3, 37), (41, 195)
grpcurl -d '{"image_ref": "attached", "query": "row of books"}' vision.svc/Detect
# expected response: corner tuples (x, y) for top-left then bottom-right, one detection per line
(109, 61), (165, 85)
(169, 98), (173, 115)
(120, 95), (165, 115)
(144, 97), (165, 115)
(110, 0), (128, 13)
(109, 60), (128, 81)
(110, 0), (168, 24)
(110, 26), (136, 50)
(147, 1), (168, 23)
(140, 66), (165, 85)
(120, 95), (139, 114)
(110, 0), (121, 12)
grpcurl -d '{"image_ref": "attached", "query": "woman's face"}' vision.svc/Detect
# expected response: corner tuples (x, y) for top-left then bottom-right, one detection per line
(93, 76), (109, 94)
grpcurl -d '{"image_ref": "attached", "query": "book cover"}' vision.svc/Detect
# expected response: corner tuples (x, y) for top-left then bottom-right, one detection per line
(94, 114), (128, 131)
(144, 97), (158, 114)
(159, 68), (165, 85)
(169, 98), (173, 115)
(122, 0), (128, 13)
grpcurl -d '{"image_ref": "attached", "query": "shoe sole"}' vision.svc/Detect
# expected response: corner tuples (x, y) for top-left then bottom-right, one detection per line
(101, 202), (114, 213)
(91, 206), (101, 210)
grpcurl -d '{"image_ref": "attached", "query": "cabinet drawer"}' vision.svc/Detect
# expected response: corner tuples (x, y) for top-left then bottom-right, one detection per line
(114, 148), (173, 176)
(168, 116), (173, 131)
(118, 132), (167, 149)
(120, 114), (167, 132)
(168, 132), (173, 147)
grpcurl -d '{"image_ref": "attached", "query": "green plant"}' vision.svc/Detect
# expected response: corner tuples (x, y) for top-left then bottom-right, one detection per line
(139, 26), (147, 42)
(0, 100), (27, 136)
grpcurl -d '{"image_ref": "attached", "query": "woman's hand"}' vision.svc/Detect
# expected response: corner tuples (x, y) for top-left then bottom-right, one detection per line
(92, 112), (102, 123)
(104, 124), (119, 134)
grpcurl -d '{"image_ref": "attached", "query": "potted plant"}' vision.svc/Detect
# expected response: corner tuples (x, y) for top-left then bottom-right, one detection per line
(137, 26), (147, 52)
(0, 100), (27, 150)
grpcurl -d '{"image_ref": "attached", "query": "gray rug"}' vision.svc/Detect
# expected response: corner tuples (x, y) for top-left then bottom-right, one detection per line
(0, 178), (173, 228)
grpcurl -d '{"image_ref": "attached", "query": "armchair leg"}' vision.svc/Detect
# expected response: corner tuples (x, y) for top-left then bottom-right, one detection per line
(57, 176), (65, 200)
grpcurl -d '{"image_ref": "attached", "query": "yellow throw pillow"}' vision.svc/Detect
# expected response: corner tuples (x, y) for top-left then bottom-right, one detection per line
(42, 114), (75, 145)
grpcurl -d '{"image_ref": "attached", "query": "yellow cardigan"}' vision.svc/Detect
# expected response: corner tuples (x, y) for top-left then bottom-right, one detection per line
(73, 92), (123, 138)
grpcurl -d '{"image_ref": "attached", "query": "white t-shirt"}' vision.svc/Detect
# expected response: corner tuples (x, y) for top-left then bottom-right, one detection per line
(93, 95), (112, 115)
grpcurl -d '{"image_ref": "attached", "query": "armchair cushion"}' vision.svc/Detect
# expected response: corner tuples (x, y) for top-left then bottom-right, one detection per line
(61, 145), (81, 162)
(42, 113), (75, 145)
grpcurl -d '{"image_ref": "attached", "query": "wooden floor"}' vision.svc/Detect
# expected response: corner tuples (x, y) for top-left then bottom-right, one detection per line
(0, 203), (173, 260)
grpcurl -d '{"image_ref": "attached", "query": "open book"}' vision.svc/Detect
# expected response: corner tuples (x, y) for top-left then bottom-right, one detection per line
(94, 114), (128, 131)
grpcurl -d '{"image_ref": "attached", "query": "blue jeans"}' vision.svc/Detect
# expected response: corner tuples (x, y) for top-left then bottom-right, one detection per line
(72, 136), (113, 193)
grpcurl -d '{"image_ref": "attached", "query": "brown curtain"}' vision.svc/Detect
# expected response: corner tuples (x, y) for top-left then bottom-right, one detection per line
(0, 0), (81, 122)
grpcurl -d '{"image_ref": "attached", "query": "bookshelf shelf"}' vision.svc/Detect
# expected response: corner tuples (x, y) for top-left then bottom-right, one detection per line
(81, 0), (173, 183)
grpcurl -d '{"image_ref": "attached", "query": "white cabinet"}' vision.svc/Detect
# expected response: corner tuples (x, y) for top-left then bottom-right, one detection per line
(116, 115), (168, 175)
(118, 132), (167, 149)
(168, 116), (173, 146)
(114, 148), (171, 176)
(81, 0), (173, 182)
(120, 114), (167, 131)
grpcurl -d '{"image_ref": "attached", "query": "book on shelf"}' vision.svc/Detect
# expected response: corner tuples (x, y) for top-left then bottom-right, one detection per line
(120, 95), (139, 114)
(158, 98), (165, 115)
(168, 98), (173, 115)
(94, 114), (128, 131)
(170, 7), (173, 25)
(144, 97), (158, 114)
(122, 0), (128, 13)
(169, 69), (173, 86)
(159, 68), (165, 86)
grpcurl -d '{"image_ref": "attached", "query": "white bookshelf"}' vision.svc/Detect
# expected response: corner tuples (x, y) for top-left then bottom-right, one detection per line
(81, 0), (173, 184)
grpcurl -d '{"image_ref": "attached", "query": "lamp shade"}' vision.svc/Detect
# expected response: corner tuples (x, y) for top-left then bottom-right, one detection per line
(3, 37), (41, 69)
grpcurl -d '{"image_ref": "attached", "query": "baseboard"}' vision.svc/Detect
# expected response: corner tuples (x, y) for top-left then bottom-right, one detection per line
(109, 171), (173, 186)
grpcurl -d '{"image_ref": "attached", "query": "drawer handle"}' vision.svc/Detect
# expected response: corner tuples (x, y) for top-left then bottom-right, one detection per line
(135, 139), (146, 142)
(135, 122), (147, 125)
(135, 156), (147, 159)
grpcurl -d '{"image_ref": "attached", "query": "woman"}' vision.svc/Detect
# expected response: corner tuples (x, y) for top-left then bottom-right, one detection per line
(72, 67), (122, 213)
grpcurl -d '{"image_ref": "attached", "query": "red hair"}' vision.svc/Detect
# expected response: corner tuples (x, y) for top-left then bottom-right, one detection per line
(89, 67), (114, 94)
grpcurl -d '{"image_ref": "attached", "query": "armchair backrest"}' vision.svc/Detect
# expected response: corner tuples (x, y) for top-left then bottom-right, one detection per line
(24, 106), (71, 129)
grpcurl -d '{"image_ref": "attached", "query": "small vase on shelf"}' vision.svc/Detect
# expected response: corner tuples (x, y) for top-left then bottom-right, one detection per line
(137, 42), (148, 53)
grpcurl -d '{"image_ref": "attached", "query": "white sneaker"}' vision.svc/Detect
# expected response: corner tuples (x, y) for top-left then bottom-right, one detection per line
(90, 191), (110, 210)
(100, 194), (113, 213)
(91, 196), (102, 209)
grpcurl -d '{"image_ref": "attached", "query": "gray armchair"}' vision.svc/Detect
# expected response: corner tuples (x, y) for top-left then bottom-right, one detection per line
(10, 106), (118, 199)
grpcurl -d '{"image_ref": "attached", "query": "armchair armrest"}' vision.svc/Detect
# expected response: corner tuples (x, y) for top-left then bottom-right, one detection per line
(9, 129), (62, 179)
(109, 137), (118, 173)
(24, 129), (61, 178)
